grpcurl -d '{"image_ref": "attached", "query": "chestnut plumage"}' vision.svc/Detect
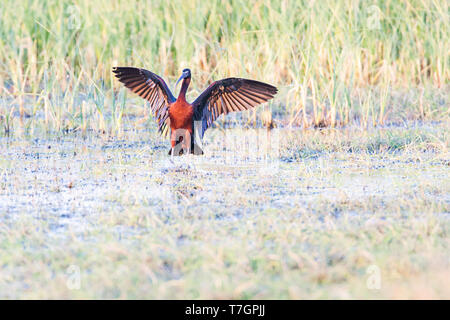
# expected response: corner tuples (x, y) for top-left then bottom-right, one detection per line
(113, 67), (277, 155)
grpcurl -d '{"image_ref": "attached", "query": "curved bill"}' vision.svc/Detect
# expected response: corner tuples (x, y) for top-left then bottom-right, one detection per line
(176, 74), (184, 87)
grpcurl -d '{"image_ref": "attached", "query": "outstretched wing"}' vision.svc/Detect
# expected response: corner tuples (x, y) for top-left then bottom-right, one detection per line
(192, 78), (277, 139)
(113, 67), (176, 136)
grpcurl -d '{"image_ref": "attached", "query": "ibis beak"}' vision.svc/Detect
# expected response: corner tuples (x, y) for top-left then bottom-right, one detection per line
(176, 74), (184, 87)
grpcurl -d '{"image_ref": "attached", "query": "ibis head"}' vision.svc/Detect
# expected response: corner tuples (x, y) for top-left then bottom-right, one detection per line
(176, 68), (191, 87)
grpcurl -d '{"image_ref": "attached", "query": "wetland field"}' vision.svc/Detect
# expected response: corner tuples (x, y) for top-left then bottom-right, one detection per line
(0, 123), (448, 299)
(0, 0), (449, 299)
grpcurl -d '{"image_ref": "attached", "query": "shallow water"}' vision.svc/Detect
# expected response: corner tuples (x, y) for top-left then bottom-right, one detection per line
(1, 127), (448, 235)
(0, 125), (449, 299)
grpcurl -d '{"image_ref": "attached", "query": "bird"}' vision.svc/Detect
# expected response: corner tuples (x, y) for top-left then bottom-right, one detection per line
(112, 67), (277, 157)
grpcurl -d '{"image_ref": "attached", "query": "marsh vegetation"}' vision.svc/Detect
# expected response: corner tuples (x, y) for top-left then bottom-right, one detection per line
(0, 0), (448, 299)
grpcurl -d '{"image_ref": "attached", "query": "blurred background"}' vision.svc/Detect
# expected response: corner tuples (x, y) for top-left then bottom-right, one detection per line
(0, 0), (448, 134)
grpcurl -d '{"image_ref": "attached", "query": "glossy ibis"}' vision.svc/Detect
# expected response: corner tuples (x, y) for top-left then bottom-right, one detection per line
(113, 67), (277, 156)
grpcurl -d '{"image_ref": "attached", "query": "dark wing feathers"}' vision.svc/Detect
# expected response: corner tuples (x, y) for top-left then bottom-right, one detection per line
(193, 78), (277, 138)
(114, 68), (278, 140)
(113, 67), (175, 136)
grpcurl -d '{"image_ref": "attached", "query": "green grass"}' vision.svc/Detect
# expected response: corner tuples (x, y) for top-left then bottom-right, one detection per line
(0, 0), (448, 133)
